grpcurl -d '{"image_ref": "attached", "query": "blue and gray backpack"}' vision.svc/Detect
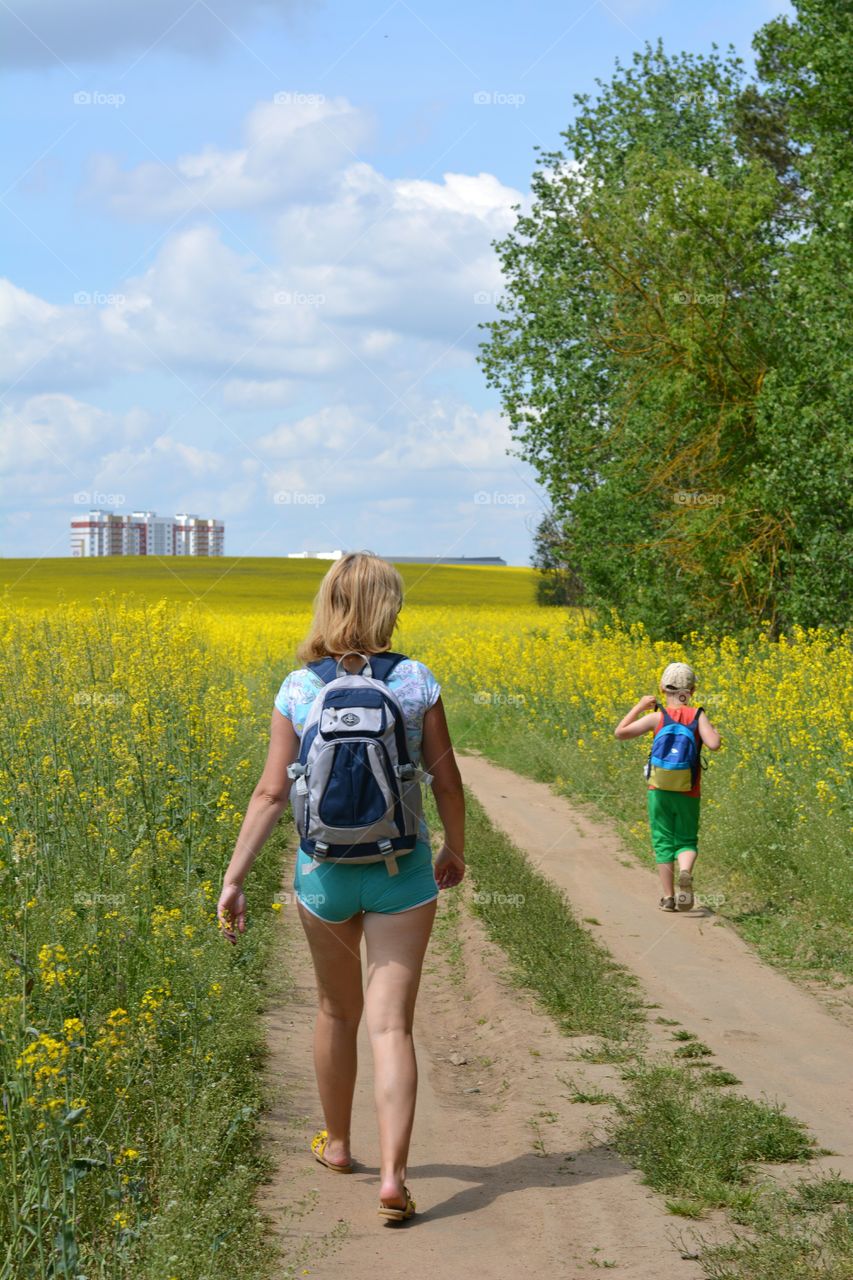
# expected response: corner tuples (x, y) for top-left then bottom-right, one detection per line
(286, 650), (433, 875)
(644, 706), (704, 792)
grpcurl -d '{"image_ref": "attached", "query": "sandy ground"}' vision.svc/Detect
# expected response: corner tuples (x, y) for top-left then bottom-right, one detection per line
(253, 752), (853, 1277)
(459, 753), (853, 1167)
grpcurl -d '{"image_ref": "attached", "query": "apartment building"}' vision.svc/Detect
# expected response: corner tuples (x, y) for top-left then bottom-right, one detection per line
(70, 510), (225, 556)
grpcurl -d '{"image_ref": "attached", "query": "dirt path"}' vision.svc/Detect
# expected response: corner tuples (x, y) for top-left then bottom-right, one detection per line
(459, 752), (853, 1168)
(254, 752), (853, 1277)
(255, 885), (707, 1279)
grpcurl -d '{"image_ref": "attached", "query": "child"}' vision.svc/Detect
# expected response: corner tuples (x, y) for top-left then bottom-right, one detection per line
(614, 662), (721, 911)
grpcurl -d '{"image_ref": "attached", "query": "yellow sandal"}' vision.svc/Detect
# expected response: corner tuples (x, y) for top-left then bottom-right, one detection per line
(378, 1186), (416, 1221)
(310, 1129), (353, 1174)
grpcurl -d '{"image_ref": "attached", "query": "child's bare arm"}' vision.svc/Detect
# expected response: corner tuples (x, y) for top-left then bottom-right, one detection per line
(697, 710), (721, 750)
(614, 696), (659, 740)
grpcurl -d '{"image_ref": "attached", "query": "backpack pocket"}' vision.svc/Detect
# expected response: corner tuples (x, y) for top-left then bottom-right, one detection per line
(315, 739), (400, 834)
(319, 688), (386, 738)
(649, 722), (699, 791)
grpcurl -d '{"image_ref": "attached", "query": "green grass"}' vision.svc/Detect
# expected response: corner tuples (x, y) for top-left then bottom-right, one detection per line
(446, 695), (853, 988)
(609, 1062), (815, 1212)
(564, 1081), (617, 1105)
(428, 788), (843, 1272)
(701, 1070), (742, 1087)
(445, 788), (644, 1040)
(674, 1040), (715, 1059)
(424, 736), (851, 1276)
(0, 556), (537, 611)
(697, 1175), (853, 1279)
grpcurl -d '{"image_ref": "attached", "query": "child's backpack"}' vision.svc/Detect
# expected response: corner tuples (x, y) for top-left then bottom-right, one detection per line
(644, 706), (704, 792)
(286, 650), (433, 875)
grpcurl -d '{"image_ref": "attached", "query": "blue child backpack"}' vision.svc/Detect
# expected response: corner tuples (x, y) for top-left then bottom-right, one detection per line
(644, 706), (704, 792)
(286, 650), (433, 875)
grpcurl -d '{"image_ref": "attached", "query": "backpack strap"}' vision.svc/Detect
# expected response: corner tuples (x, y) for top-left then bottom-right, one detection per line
(306, 656), (339, 684)
(306, 651), (409, 685)
(368, 651), (408, 683)
(693, 707), (707, 774)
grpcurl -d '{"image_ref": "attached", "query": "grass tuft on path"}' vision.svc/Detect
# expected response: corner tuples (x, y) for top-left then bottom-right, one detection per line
(443, 788), (644, 1040)
(697, 1174), (853, 1279)
(609, 1062), (815, 1213)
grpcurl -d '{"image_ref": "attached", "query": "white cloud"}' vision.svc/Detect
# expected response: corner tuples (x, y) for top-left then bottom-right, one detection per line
(0, 393), (148, 476)
(4, 101), (527, 392)
(0, 279), (113, 391)
(0, 0), (315, 69)
(375, 402), (514, 470)
(89, 95), (373, 217)
(106, 225), (345, 379)
(257, 405), (372, 459)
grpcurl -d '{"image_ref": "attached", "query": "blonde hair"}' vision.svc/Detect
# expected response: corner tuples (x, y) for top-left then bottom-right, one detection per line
(295, 551), (404, 664)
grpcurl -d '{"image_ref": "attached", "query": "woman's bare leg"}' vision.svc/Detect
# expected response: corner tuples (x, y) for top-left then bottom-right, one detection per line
(297, 901), (365, 1166)
(363, 899), (437, 1206)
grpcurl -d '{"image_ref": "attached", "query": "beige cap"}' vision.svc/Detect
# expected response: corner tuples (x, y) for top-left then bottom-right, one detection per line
(660, 661), (696, 692)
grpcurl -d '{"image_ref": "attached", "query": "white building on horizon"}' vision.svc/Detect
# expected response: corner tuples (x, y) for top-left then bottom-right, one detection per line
(285, 549), (345, 560)
(285, 549), (507, 565)
(70, 510), (225, 557)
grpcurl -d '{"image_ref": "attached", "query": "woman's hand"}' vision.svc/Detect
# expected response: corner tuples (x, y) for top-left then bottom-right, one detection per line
(434, 843), (465, 890)
(636, 694), (658, 712)
(217, 881), (247, 944)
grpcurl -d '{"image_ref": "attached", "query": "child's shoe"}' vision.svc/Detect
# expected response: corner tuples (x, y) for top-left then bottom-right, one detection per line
(659, 895), (676, 911)
(676, 869), (694, 911)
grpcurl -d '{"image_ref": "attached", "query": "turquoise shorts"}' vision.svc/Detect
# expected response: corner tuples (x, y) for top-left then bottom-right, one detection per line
(293, 838), (439, 922)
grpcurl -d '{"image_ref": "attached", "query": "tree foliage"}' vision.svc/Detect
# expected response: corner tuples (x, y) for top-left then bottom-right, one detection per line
(478, 7), (851, 637)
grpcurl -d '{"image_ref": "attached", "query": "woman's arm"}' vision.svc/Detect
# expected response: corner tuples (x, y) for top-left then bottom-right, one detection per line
(421, 696), (465, 888)
(221, 708), (299, 891)
(614, 695), (659, 740)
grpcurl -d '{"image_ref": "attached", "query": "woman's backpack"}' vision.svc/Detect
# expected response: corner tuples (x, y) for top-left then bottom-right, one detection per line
(644, 706), (704, 792)
(286, 650), (433, 875)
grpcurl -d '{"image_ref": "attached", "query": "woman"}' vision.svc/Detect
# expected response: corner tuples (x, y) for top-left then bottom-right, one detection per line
(216, 551), (466, 1222)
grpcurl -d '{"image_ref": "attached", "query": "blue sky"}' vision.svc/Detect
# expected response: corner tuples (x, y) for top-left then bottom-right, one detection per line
(0, 0), (787, 564)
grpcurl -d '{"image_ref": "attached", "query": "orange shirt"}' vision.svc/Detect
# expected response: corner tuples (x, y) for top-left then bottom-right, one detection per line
(647, 703), (702, 797)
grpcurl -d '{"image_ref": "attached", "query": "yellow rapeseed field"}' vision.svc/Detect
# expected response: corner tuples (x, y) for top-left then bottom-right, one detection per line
(0, 586), (850, 1273)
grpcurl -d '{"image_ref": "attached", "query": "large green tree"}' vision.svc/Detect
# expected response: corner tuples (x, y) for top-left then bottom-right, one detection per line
(479, 16), (850, 637)
(749, 0), (853, 629)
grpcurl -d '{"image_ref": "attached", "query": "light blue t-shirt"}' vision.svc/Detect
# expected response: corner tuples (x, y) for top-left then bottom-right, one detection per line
(274, 658), (441, 844)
